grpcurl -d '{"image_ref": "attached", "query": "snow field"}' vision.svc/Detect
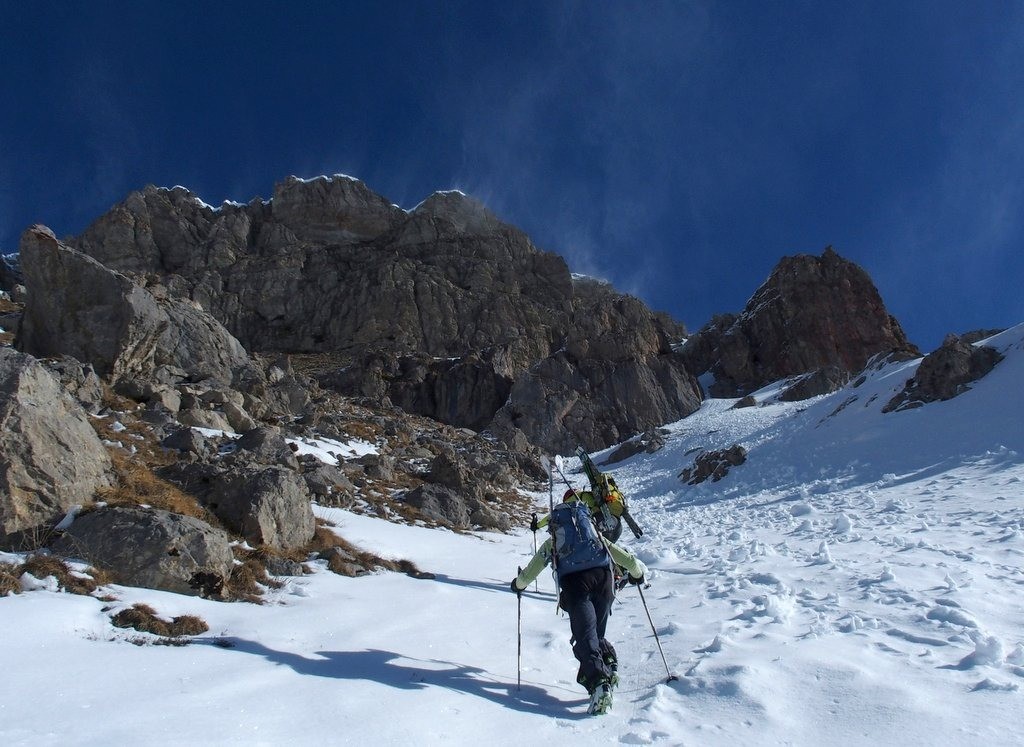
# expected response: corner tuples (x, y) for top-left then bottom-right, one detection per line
(1, 325), (1022, 745)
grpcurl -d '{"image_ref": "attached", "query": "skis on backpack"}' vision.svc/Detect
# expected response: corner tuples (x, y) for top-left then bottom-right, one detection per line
(575, 446), (644, 538)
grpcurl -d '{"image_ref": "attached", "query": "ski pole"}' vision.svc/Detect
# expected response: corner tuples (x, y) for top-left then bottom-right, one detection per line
(550, 459), (583, 500)
(517, 566), (522, 692)
(531, 520), (539, 593)
(636, 584), (678, 683)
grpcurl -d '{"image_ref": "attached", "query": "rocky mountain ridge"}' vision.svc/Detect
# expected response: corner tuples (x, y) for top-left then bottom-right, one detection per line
(68, 176), (703, 453)
(2, 173), (1007, 603)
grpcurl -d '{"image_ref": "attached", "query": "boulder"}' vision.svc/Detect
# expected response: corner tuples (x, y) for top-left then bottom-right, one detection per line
(264, 556), (305, 577)
(427, 448), (472, 491)
(177, 408), (234, 432)
(602, 430), (667, 466)
(354, 454), (396, 481)
(679, 445), (748, 485)
(681, 247), (919, 397)
(401, 484), (471, 527)
(883, 334), (1003, 413)
(223, 401), (257, 432)
(467, 496), (512, 531)
(398, 482), (512, 531)
(50, 506), (234, 596)
(231, 426), (299, 470)
(0, 348), (113, 541)
(203, 466), (315, 551)
(303, 464), (356, 506)
(161, 427), (216, 459)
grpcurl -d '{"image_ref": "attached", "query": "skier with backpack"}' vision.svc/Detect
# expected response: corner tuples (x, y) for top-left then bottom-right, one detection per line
(510, 497), (648, 715)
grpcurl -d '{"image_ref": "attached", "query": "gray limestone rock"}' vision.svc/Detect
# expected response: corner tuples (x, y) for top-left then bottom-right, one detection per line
(204, 466), (315, 551)
(41, 356), (105, 415)
(51, 506), (234, 597)
(65, 178), (703, 452)
(400, 484), (472, 528)
(0, 348), (113, 540)
(17, 225), (252, 388)
(231, 426), (300, 470)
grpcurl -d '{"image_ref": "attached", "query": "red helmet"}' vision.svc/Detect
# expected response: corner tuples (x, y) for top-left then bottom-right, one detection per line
(563, 489), (576, 501)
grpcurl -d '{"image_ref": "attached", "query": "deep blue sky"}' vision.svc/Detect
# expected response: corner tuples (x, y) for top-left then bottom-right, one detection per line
(3, 2), (1023, 350)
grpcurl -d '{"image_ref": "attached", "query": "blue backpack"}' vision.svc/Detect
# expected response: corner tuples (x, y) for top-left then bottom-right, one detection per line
(550, 500), (610, 578)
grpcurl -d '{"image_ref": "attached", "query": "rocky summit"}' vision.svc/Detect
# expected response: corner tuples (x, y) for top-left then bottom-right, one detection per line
(680, 246), (920, 398)
(68, 176), (703, 453)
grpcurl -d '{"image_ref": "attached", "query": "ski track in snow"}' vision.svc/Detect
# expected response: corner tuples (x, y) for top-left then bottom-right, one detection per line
(2, 326), (1023, 745)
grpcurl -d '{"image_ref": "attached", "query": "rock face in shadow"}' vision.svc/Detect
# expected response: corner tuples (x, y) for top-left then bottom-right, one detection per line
(488, 277), (702, 453)
(0, 348), (113, 541)
(883, 334), (1003, 413)
(67, 178), (703, 452)
(681, 247), (919, 398)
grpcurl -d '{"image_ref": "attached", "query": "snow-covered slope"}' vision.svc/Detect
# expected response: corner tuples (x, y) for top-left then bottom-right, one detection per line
(2, 326), (1022, 746)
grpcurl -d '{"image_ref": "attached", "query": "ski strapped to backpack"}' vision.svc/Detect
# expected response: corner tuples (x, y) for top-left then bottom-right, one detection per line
(575, 446), (644, 538)
(544, 456), (561, 607)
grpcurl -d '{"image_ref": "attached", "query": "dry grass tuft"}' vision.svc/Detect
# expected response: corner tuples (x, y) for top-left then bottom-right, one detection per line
(0, 562), (20, 595)
(97, 452), (217, 524)
(0, 554), (110, 596)
(223, 546), (284, 604)
(311, 520), (432, 579)
(20, 554), (95, 594)
(110, 603), (209, 638)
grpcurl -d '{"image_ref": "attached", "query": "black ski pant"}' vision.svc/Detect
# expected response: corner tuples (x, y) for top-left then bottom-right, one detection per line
(559, 565), (614, 691)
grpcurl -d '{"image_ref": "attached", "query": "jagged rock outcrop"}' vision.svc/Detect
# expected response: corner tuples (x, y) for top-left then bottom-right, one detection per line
(681, 247), (919, 398)
(883, 334), (1003, 413)
(17, 226), (251, 388)
(67, 177), (702, 453)
(72, 182), (571, 360)
(0, 348), (113, 543)
(488, 276), (702, 453)
(51, 506), (234, 596)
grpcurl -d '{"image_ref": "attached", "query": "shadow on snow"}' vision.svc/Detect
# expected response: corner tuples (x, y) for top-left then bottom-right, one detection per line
(200, 638), (587, 717)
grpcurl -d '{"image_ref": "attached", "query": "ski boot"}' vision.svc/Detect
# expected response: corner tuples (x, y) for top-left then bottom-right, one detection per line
(587, 679), (613, 715)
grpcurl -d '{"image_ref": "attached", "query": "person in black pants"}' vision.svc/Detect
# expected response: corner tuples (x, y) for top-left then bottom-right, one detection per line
(510, 525), (647, 696)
